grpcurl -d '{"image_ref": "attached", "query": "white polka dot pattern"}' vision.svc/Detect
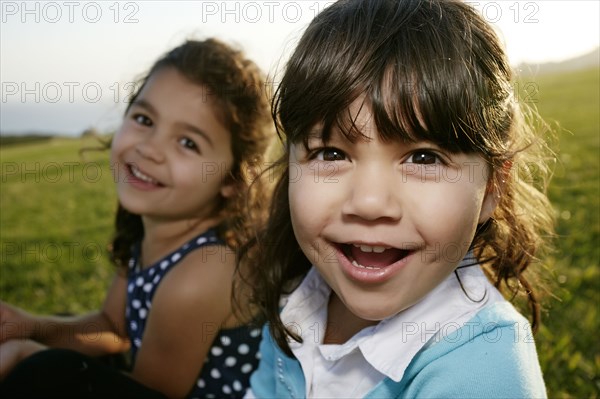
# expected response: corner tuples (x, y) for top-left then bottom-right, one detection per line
(238, 344), (250, 355)
(233, 380), (243, 391)
(241, 363), (253, 374)
(225, 356), (237, 367)
(125, 229), (259, 398)
(250, 328), (261, 337)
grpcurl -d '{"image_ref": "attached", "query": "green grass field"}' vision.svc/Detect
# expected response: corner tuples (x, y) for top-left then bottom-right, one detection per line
(1, 137), (117, 312)
(1, 67), (599, 397)
(526, 67), (600, 397)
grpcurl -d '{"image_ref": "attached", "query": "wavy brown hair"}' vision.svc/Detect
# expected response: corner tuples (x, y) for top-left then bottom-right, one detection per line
(111, 39), (273, 271)
(240, 0), (555, 355)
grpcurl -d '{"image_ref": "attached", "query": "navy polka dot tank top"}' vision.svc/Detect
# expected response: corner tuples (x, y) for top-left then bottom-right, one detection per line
(126, 228), (262, 398)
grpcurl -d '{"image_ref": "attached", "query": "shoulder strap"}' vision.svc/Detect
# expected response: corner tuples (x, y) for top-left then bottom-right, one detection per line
(129, 228), (225, 275)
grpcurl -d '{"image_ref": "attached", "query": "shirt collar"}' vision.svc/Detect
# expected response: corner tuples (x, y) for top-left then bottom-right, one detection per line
(280, 252), (502, 382)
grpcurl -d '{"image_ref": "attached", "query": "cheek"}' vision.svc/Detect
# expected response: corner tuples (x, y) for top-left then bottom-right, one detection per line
(109, 126), (132, 159)
(178, 161), (224, 192)
(411, 182), (487, 240)
(289, 179), (312, 237)
(288, 173), (334, 249)
(109, 133), (127, 172)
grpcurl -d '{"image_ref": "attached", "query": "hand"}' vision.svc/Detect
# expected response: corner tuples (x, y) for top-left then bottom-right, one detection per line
(0, 302), (35, 344)
(0, 339), (46, 381)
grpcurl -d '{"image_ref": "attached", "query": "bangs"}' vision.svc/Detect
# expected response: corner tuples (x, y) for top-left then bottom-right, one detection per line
(275, 0), (513, 157)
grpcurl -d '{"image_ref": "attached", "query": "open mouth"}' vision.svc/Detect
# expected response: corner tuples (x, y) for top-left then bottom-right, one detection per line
(128, 164), (164, 187)
(341, 243), (412, 270)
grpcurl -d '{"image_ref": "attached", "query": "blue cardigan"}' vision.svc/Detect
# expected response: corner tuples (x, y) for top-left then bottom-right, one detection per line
(250, 302), (547, 398)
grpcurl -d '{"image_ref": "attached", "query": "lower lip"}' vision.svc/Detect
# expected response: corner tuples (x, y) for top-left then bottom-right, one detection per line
(124, 166), (162, 191)
(335, 246), (414, 285)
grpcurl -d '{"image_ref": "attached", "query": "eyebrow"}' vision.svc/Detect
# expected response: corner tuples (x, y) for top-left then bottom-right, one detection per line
(307, 126), (324, 139)
(131, 99), (215, 148)
(179, 122), (215, 149)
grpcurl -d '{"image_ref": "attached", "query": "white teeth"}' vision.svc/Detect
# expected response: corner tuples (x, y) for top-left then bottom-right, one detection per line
(360, 245), (372, 253)
(353, 244), (388, 253)
(131, 165), (158, 184)
(351, 260), (380, 270)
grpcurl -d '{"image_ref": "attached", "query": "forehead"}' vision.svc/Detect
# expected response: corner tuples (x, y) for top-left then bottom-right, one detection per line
(135, 68), (232, 147)
(138, 68), (208, 104)
(304, 92), (422, 148)
(309, 97), (378, 138)
(136, 68), (227, 124)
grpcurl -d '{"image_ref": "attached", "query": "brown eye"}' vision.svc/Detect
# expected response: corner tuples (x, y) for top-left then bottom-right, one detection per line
(133, 114), (152, 126)
(178, 137), (200, 153)
(316, 147), (346, 161)
(408, 151), (440, 165)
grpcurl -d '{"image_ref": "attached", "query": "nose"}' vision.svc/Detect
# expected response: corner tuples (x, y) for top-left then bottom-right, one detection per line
(342, 164), (402, 222)
(135, 130), (166, 163)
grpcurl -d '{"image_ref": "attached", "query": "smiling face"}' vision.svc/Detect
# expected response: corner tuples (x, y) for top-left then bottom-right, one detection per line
(110, 67), (235, 224)
(288, 100), (497, 326)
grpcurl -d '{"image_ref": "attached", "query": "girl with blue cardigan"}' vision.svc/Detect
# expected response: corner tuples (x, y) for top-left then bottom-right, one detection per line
(241, 0), (554, 397)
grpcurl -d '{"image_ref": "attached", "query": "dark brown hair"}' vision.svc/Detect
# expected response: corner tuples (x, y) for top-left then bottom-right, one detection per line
(111, 39), (273, 270)
(241, 0), (555, 355)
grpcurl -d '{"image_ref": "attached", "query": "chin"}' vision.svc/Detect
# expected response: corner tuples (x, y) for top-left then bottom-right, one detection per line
(346, 300), (405, 322)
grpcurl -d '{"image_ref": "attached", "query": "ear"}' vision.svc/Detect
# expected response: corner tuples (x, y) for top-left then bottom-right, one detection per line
(478, 160), (512, 223)
(220, 175), (237, 199)
(478, 188), (499, 224)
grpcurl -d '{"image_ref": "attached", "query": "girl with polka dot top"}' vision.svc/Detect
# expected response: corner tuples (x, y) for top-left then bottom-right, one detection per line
(0, 39), (273, 399)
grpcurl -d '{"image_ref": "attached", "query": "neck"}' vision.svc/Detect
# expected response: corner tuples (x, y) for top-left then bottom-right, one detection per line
(139, 215), (222, 267)
(324, 293), (378, 344)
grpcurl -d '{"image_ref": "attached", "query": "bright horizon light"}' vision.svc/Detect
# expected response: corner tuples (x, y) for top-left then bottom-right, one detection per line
(1, 0), (598, 135)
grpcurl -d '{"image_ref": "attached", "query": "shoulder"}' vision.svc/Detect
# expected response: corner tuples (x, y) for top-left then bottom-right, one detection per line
(161, 244), (235, 292)
(401, 302), (547, 398)
(250, 326), (306, 399)
(151, 244), (236, 319)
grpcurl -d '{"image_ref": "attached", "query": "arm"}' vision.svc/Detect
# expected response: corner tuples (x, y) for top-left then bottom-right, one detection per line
(0, 274), (130, 357)
(128, 245), (237, 399)
(403, 322), (547, 398)
(0, 339), (46, 380)
(247, 326), (278, 398)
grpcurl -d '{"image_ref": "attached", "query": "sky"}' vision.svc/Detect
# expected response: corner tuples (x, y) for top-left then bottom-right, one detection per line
(1, 0), (599, 135)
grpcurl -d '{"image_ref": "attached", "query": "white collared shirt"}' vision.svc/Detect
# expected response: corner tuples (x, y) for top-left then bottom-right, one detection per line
(280, 254), (505, 398)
